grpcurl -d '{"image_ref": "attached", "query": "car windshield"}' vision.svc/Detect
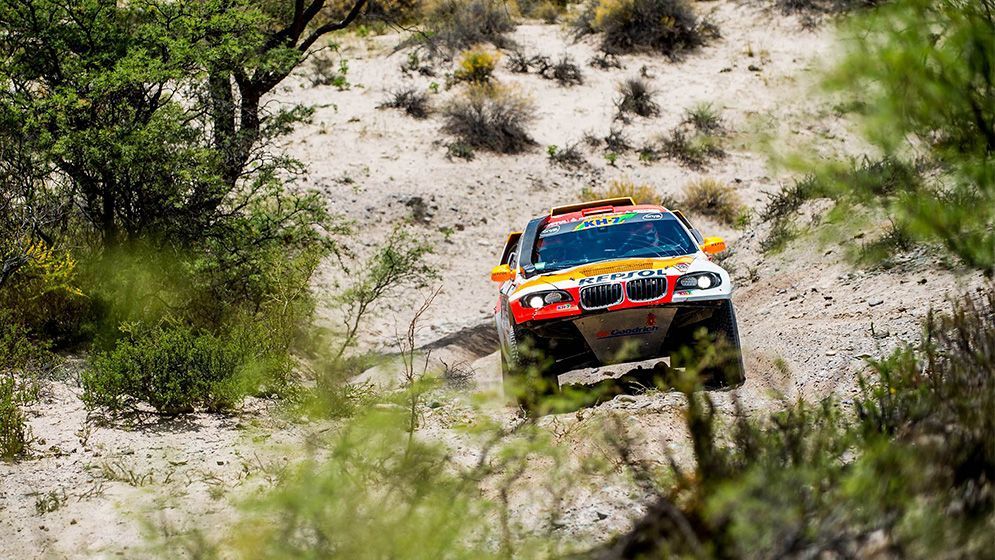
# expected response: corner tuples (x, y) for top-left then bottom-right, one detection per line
(532, 211), (696, 273)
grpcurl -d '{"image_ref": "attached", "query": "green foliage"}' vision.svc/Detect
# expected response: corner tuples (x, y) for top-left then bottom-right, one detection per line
(760, 157), (922, 255)
(574, 0), (717, 57)
(307, 50), (350, 89)
(0, 372), (29, 460)
(83, 323), (286, 415)
(824, 0), (995, 271)
(608, 287), (995, 558)
(227, 408), (501, 559)
(659, 127), (725, 169)
(441, 84), (537, 154)
(453, 47), (500, 83)
(0, 239), (88, 344)
(331, 229), (435, 359)
(0, 316), (55, 460)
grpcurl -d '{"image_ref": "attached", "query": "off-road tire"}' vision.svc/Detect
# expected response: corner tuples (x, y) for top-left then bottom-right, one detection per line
(501, 324), (559, 412)
(671, 299), (746, 388)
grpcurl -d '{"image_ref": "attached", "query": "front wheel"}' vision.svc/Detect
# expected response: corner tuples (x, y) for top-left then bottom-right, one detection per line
(500, 324), (559, 412)
(671, 299), (746, 388)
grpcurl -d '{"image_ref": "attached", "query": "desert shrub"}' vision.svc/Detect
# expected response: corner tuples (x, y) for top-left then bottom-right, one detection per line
(364, 0), (426, 22)
(681, 178), (743, 224)
(506, 49), (534, 73)
(589, 51), (623, 70)
(542, 55), (584, 86)
(607, 288), (995, 558)
(419, 0), (516, 56)
(548, 144), (587, 168)
(378, 87), (433, 119)
(0, 239), (87, 345)
(441, 84), (537, 154)
(533, 1), (562, 22)
(581, 179), (661, 204)
(604, 127), (631, 153)
(0, 372), (28, 460)
(775, 0), (885, 14)
(0, 316), (57, 460)
(505, 52), (583, 86)
(454, 47), (499, 83)
(659, 129), (724, 168)
(614, 77), (659, 118)
(83, 323), (286, 415)
(820, 0), (995, 270)
(307, 50), (350, 89)
(684, 102), (723, 133)
(575, 0), (716, 57)
(758, 157), (921, 254)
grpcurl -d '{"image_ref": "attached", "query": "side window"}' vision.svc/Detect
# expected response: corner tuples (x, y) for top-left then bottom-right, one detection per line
(500, 232), (523, 266)
(672, 210), (704, 245)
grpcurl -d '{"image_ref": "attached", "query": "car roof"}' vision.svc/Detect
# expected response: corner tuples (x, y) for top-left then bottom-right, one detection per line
(545, 200), (671, 226)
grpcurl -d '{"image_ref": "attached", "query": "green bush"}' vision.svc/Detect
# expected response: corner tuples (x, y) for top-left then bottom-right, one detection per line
(605, 288), (995, 558)
(574, 0), (716, 57)
(453, 47), (500, 83)
(0, 372), (29, 460)
(83, 324), (285, 415)
(822, 0), (995, 270)
(0, 316), (54, 460)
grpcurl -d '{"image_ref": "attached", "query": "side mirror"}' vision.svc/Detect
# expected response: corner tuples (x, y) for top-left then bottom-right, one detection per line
(490, 264), (514, 283)
(701, 236), (727, 255)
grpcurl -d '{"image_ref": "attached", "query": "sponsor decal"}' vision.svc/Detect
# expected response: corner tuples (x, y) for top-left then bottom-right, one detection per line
(641, 212), (663, 221)
(674, 262), (690, 272)
(539, 224), (560, 237)
(578, 267), (667, 286)
(675, 290), (693, 296)
(555, 303), (573, 310)
(595, 326), (660, 339)
(572, 212), (637, 231)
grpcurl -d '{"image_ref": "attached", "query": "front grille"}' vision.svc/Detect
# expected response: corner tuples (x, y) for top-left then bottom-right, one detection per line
(580, 283), (623, 310)
(626, 277), (667, 301)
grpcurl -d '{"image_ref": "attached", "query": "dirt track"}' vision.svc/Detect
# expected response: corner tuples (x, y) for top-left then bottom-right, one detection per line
(0, 3), (985, 557)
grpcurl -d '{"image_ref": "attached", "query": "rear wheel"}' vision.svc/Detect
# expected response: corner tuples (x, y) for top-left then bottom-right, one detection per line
(671, 300), (746, 388)
(501, 324), (559, 412)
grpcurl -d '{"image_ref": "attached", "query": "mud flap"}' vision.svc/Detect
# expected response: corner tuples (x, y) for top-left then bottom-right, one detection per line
(572, 308), (676, 364)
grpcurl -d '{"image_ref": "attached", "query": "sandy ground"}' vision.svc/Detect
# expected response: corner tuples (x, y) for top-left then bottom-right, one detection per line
(0, 3), (985, 558)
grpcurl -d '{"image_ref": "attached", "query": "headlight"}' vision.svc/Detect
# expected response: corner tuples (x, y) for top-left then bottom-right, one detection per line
(677, 273), (721, 290)
(520, 290), (572, 309)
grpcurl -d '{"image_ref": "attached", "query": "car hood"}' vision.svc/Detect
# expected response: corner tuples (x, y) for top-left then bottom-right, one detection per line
(510, 255), (701, 299)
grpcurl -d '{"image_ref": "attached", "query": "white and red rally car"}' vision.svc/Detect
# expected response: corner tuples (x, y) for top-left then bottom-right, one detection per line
(491, 197), (744, 404)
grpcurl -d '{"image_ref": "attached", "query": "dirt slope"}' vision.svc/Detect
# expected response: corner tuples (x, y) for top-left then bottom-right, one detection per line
(0, 3), (984, 558)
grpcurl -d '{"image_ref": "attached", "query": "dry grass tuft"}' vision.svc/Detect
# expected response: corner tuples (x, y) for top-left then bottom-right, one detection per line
(681, 177), (743, 225)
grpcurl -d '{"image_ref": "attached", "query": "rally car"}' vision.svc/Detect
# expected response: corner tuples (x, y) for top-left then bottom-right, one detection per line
(491, 197), (745, 405)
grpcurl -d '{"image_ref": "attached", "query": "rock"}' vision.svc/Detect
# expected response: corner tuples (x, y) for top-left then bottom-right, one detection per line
(868, 299), (884, 307)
